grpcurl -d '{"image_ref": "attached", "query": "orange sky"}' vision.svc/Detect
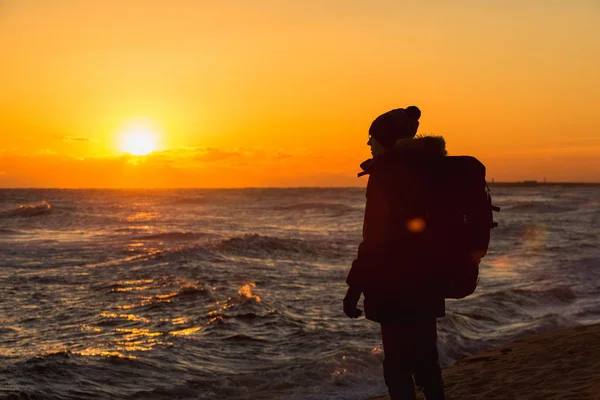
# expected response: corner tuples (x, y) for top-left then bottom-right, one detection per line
(1, 0), (599, 187)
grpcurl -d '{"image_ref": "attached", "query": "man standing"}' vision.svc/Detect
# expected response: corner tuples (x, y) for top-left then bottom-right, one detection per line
(344, 106), (447, 400)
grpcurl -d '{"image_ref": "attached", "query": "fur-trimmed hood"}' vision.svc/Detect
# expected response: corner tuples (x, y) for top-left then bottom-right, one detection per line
(358, 136), (447, 177)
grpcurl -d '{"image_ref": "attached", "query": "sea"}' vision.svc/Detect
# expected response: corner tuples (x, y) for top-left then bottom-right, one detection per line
(1, 185), (599, 400)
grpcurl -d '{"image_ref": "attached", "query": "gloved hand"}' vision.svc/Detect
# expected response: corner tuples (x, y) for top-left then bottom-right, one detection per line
(343, 286), (363, 319)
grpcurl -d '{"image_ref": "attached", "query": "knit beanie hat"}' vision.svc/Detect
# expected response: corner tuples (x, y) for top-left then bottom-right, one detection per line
(368, 106), (421, 149)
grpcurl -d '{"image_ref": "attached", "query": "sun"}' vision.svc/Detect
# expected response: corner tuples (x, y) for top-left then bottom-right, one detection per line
(121, 127), (158, 156)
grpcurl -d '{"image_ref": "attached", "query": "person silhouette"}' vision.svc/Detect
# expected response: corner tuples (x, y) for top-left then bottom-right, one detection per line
(344, 106), (446, 400)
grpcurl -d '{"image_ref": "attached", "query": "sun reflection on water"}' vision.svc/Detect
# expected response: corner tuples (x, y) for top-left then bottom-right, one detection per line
(117, 279), (154, 285)
(125, 212), (159, 222)
(487, 222), (549, 276)
(488, 255), (512, 269)
(522, 223), (548, 250)
(80, 324), (102, 333)
(117, 303), (139, 310)
(111, 285), (153, 292)
(100, 312), (150, 323)
(238, 282), (261, 302)
(75, 282), (264, 360)
(78, 349), (137, 359)
(169, 326), (202, 336)
(115, 328), (162, 339)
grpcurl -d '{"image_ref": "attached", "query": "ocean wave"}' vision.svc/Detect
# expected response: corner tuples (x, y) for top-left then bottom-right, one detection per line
(27, 350), (74, 362)
(503, 201), (575, 213)
(215, 234), (346, 259)
(575, 305), (600, 319)
(510, 286), (577, 303)
(511, 313), (577, 339)
(441, 312), (496, 335)
(0, 228), (25, 235)
(153, 245), (224, 265)
(275, 202), (359, 215)
(0, 326), (18, 334)
(146, 284), (212, 304)
(555, 191), (586, 199)
(569, 257), (600, 281)
(0, 391), (63, 400)
(84, 249), (168, 269)
(127, 385), (204, 400)
(113, 227), (151, 234)
(101, 281), (212, 307)
(177, 284), (208, 296)
(479, 286), (577, 311)
(170, 196), (206, 205)
(222, 333), (268, 342)
(0, 201), (52, 218)
(3, 350), (158, 400)
(135, 231), (208, 241)
(217, 234), (312, 253)
(577, 201), (600, 209)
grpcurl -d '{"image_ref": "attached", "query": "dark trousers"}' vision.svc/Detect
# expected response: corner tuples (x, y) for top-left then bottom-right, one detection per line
(381, 319), (445, 400)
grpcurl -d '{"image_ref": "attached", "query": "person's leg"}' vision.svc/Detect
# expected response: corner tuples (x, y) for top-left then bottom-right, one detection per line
(381, 323), (418, 400)
(413, 319), (445, 400)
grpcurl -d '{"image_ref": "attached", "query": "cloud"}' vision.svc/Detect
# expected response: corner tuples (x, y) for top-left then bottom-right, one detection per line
(193, 148), (243, 162)
(148, 146), (285, 167)
(63, 136), (91, 142)
(0, 146), (365, 188)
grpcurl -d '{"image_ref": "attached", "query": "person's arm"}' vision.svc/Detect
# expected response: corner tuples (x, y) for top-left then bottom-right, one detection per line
(344, 173), (391, 317)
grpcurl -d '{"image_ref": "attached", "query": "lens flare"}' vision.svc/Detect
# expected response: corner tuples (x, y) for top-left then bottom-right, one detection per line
(406, 217), (426, 233)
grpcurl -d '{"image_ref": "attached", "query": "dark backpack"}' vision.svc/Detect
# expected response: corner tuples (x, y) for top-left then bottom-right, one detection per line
(427, 156), (499, 299)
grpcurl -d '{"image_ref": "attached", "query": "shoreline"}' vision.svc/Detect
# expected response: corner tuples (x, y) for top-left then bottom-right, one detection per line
(370, 323), (600, 400)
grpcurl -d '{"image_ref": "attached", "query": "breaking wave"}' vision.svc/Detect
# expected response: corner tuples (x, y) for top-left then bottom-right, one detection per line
(0, 201), (52, 218)
(480, 286), (577, 309)
(510, 286), (577, 303)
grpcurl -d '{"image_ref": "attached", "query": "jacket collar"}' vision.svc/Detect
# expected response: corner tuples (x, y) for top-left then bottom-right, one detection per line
(358, 136), (447, 177)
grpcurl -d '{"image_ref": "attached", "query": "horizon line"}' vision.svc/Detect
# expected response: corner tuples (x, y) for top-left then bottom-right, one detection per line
(1, 182), (600, 190)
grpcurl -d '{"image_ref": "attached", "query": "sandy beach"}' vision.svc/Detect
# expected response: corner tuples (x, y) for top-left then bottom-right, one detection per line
(371, 323), (600, 400)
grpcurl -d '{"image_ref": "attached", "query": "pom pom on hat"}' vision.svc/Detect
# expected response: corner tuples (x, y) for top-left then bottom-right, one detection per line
(405, 106), (421, 121)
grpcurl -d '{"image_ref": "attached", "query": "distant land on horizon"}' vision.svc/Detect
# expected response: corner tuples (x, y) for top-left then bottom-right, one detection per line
(489, 181), (600, 187)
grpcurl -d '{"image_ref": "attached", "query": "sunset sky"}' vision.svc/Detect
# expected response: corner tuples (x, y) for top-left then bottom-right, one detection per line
(1, 0), (599, 187)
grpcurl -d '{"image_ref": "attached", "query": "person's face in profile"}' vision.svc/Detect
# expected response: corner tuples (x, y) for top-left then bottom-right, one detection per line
(367, 135), (387, 157)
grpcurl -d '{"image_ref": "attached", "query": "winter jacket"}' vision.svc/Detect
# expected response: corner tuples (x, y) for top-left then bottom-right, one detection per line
(346, 136), (448, 324)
